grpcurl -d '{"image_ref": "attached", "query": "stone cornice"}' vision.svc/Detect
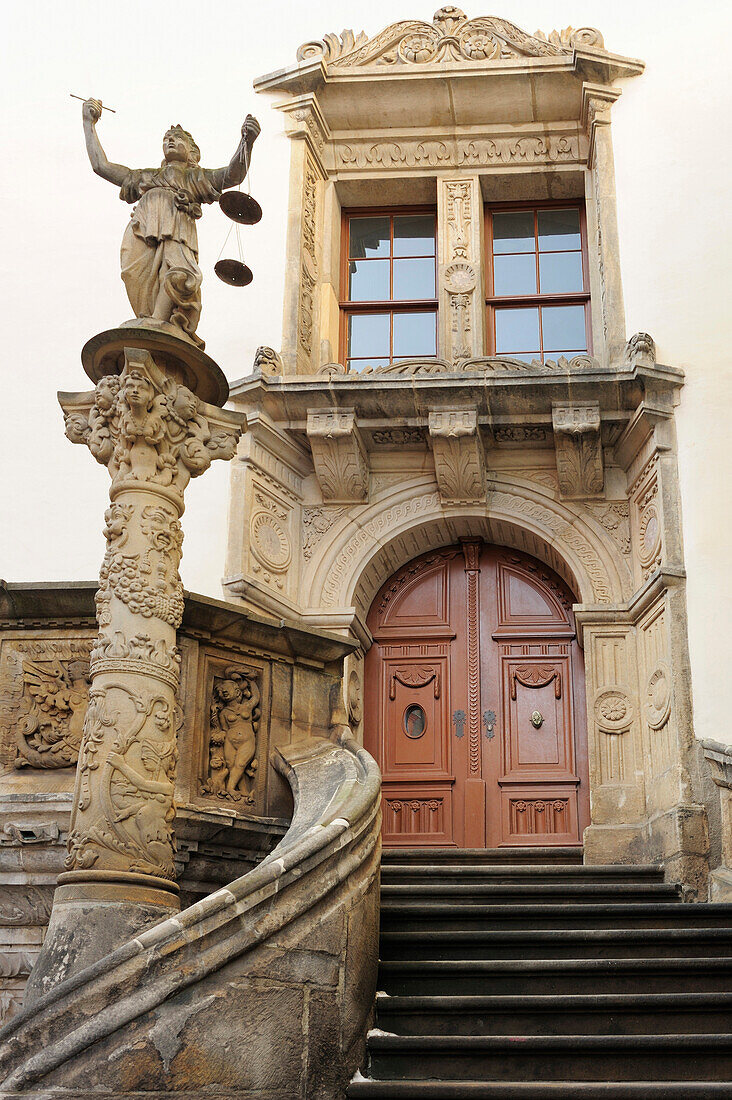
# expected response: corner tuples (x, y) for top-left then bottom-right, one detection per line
(0, 582), (355, 664)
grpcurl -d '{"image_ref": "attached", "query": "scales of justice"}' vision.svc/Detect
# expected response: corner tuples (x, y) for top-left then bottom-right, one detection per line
(24, 101), (263, 996)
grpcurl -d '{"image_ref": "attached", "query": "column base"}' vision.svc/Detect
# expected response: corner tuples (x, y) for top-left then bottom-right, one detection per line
(23, 871), (180, 1007)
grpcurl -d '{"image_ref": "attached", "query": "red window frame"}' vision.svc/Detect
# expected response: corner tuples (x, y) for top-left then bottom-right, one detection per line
(339, 206), (438, 371)
(484, 200), (592, 361)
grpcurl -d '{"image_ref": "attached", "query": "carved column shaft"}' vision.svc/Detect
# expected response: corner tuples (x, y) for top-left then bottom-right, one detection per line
(437, 176), (485, 365)
(24, 344), (244, 1000)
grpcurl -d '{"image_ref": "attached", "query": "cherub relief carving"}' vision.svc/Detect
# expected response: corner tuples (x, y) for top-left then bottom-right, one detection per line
(204, 670), (261, 803)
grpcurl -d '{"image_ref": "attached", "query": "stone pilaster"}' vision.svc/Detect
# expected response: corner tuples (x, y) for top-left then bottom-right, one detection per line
(437, 176), (485, 365)
(25, 341), (243, 1001)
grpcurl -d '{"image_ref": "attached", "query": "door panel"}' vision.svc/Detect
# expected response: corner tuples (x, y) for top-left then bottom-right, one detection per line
(365, 543), (589, 848)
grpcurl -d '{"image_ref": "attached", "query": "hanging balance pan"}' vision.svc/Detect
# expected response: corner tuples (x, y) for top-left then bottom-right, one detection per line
(215, 259), (253, 287)
(219, 190), (262, 225)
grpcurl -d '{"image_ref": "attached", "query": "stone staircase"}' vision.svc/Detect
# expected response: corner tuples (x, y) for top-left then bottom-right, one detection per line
(348, 847), (732, 1098)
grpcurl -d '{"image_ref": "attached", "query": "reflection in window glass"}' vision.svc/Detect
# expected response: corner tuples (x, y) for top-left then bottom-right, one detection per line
(348, 313), (390, 359)
(538, 251), (583, 294)
(393, 257), (435, 300)
(347, 357), (390, 373)
(538, 208), (581, 251)
(349, 216), (390, 259)
(393, 312), (437, 358)
(393, 215), (436, 257)
(495, 307), (540, 354)
(493, 253), (537, 296)
(492, 211), (535, 254)
(541, 305), (587, 352)
(348, 259), (390, 302)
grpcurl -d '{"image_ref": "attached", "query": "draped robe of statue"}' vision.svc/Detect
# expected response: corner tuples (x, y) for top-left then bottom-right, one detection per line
(119, 165), (222, 347)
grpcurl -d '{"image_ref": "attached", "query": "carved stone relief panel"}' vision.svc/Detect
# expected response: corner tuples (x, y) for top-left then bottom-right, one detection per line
(302, 507), (347, 562)
(587, 501), (631, 555)
(631, 457), (663, 585)
(0, 638), (93, 770)
(582, 626), (644, 825)
(298, 153), (322, 367)
(428, 409), (486, 505)
(437, 177), (484, 365)
(552, 402), (604, 499)
(637, 597), (675, 804)
(248, 485), (294, 595)
(199, 660), (268, 809)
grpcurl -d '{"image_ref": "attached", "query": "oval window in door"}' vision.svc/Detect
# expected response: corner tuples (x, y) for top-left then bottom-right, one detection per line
(404, 703), (427, 739)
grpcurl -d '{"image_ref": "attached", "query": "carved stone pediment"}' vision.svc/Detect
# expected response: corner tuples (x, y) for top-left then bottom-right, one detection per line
(307, 409), (369, 503)
(297, 9), (604, 69)
(552, 402), (604, 500)
(428, 408), (486, 504)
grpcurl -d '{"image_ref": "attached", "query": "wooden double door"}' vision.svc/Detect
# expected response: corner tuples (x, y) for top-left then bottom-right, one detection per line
(364, 542), (589, 848)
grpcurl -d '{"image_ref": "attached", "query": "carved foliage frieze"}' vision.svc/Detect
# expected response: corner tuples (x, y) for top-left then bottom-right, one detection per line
(335, 133), (580, 173)
(552, 403), (604, 499)
(298, 155), (321, 359)
(307, 409), (369, 503)
(428, 409), (486, 504)
(303, 507), (347, 561)
(0, 639), (92, 769)
(201, 667), (261, 804)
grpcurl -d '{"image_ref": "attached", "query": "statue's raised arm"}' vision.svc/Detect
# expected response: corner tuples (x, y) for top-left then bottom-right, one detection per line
(207, 115), (261, 192)
(82, 99), (130, 186)
(80, 100), (261, 350)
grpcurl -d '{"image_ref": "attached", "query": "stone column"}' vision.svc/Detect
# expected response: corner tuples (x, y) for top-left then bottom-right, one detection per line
(437, 176), (485, 366)
(25, 340), (243, 1001)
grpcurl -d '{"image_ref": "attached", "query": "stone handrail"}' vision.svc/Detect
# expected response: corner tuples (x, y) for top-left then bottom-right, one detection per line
(0, 733), (381, 1096)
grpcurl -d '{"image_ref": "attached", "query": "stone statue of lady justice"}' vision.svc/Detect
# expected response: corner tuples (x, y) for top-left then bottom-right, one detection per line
(82, 98), (260, 349)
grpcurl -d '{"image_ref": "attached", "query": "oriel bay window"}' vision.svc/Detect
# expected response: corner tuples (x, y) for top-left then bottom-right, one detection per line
(340, 209), (437, 372)
(485, 202), (591, 362)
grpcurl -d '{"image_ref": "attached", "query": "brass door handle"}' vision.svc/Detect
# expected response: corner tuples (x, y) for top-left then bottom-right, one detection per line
(530, 710), (544, 728)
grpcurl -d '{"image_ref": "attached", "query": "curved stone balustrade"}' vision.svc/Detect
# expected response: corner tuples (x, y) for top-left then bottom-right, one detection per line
(0, 733), (381, 1098)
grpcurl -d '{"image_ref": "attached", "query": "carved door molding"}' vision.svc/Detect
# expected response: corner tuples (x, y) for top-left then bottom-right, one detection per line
(365, 545), (589, 847)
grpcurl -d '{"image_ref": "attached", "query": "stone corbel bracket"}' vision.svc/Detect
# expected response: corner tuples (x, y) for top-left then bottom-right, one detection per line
(428, 408), (486, 505)
(276, 93), (330, 176)
(581, 82), (621, 168)
(552, 401), (604, 500)
(306, 408), (369, 503)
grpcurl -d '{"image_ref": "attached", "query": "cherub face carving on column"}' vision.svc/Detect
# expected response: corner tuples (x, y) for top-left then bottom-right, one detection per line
(81, 99), (260, 349)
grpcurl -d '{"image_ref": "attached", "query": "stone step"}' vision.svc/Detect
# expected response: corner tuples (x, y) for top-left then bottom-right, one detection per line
(375, 991), (732, 1036)
(347, 1079), (732, 1098)
(379, 927), (732, 961)
(366, 1033), (732, 1083)
(381, 864), (665, 886)
(380, 902), (732, 932)
(381, 847), (584, 866)
(381, 881), (682, 905)
(378, 957), (732, 996)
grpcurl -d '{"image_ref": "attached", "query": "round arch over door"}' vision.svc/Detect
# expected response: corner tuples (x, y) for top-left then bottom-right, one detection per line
(364, 541), (589, 848)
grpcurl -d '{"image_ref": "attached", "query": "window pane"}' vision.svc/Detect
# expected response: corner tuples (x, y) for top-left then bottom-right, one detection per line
(349, 259), (390, 301)
(538, 208), (581, 251)
(348, 313), (390, 359)
(347, 358), (390, 373)
(349, 216), (390, 259)
(393, 214), (436, 257)
(493, 211), (535, 254)
(541, 305), (587, 352)
(393, 257), (435, 300)
(495, 307), (540, 353)
(539, 251), (583, 293)
(493, 253), (537, 296)
(393, 312), (437, 357)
